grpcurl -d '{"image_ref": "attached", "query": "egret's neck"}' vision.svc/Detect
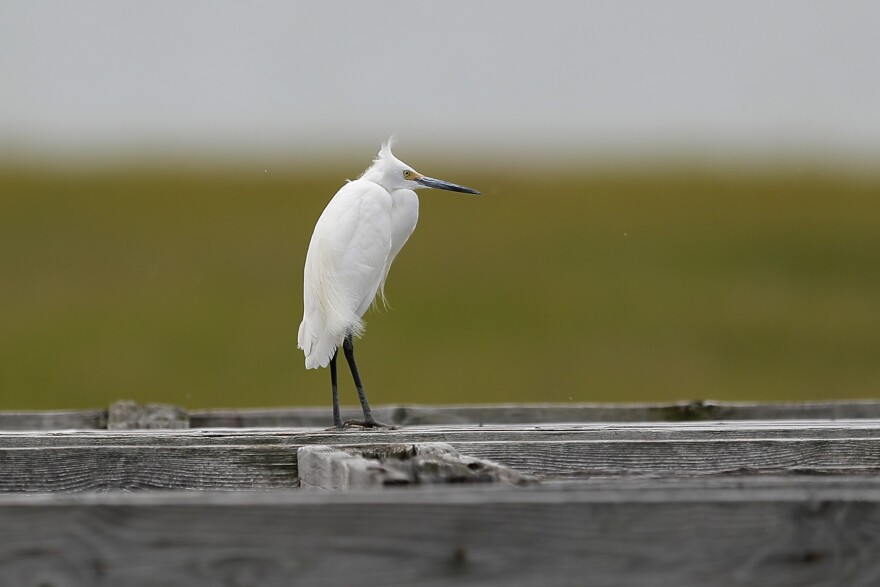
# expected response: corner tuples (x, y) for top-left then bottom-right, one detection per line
(388, 189), (419, 257)
(390, 188), (419, 207)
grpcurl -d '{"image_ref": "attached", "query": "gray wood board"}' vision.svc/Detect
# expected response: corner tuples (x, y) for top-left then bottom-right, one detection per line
(0, 445), (297, 492)
(190, 400), (880, 427)
(0, 409), (107, 430)
(1, 481), (879, 586)
(1, 422), (880, 491)
(298, 443), (527, 490)
(3, 420), (880, 448)
(107, 401), (188, 430)
(5, 401), (880, 431)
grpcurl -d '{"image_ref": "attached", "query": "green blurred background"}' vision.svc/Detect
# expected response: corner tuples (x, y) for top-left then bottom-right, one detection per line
(3, 3), (880, 409)
(2, 163), (878, 409)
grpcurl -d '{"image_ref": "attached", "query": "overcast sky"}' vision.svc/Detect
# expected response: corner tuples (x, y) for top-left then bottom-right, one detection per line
(2, 1), (879, 162)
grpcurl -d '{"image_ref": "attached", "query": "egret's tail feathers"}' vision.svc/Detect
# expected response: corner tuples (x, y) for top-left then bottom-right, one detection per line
(298, 310), (362, 370)
(298, 245), (370, 369)
(298, 319), (338, 369)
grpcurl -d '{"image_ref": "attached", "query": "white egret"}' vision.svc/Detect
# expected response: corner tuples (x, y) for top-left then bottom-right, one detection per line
(297, 141), (480, 429)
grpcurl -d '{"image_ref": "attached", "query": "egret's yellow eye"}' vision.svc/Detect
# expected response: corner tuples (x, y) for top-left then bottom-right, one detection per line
(403, 170), (412, 178)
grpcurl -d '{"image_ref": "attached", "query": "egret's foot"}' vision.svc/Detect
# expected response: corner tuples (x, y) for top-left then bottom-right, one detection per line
(342, 419), (399, 430)
(324, 424), (346, 431)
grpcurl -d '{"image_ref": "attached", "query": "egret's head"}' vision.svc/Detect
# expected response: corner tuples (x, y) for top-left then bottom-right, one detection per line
(360, 140), (480, 195)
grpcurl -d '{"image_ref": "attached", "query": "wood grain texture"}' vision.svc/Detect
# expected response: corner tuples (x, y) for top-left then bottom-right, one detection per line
(107, 401), (189, 430)
(0, 481), (879, 587)
(4, 420), (880, 449)
(0, 445), (297, 492)
(0, 409), (106, 431)
(385, 400), (880, 425)
(455, 437), (880, 478)
(3, 401), (880, 431)
(190, 400), (880, 428)
(298, 443), (526, 490)
(0, 422), (879, 491)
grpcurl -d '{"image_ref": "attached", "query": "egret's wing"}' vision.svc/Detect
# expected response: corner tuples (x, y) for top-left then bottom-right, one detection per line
(298, 180), (392, 369)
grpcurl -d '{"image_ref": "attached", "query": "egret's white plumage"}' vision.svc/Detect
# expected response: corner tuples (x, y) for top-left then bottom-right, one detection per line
(297, 141), (479, 427)
(298, 143), (417, 368)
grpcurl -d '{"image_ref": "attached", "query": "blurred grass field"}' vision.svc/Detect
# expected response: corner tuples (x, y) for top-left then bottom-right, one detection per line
(1, 161), (878, 410)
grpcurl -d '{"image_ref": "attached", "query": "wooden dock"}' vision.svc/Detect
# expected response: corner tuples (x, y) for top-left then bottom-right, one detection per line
(1, 400), (879, 586)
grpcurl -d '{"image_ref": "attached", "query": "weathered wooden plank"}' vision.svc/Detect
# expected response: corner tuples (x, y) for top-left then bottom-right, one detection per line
(3, 420), (880, 449)
(0, 445), (297, 492)
(298, 443), (527, 490)
(456, 437), (880, 478)
(0, 409), (106, 430)
(190, 400), (880, 427)
(4, 435), (874, 490)
(3, 401), (880, 431)
(1, 423), (879, 491)
(0, 480), (879, 586)
(107, 400), (189, 429)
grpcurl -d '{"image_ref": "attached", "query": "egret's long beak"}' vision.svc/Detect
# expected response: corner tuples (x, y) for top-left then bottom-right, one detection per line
(416, 176), (480, 194)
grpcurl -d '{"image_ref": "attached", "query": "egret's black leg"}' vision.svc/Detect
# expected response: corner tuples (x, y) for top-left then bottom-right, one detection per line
(342, 334), (374, 423)
(328, 349), (343, 429)
(342, 335), (395, 429)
